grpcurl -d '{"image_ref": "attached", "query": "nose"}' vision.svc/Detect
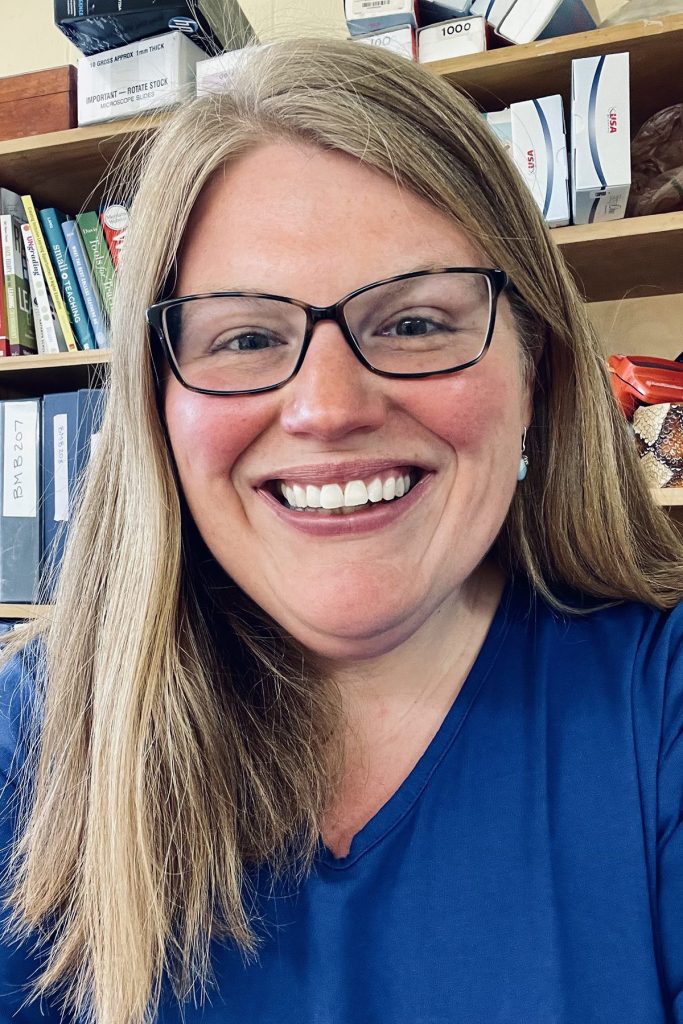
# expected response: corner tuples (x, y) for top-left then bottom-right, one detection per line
(278, 321), (388, 441)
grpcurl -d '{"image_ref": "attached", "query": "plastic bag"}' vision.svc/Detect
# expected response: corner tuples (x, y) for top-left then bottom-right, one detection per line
(627, 104), (683, 217)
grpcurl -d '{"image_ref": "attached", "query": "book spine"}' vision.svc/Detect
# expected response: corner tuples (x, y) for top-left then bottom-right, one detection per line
(0, 399), (41, 603)
(76, 212), (115, 319)
(99, 204), (129, 269)
(22, 195), (78, 352)
(39, 208), (97, 351)
(23, 245), (47, 355)
(0, 214), (36, 356)
(21, 225), (61, 354)
(0, 241), (9, 356)
(61, 221), (108, 349)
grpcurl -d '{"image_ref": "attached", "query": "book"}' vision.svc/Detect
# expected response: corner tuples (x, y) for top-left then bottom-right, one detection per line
(0, 398), (41, 603)
(99, 203), (128, 268)
(76, 211), (115, 319)
(21, 195), (78, 352)
(0, 252), (9, 357)
(39, 207), (97, 352)
(21, 224), (62, 354)
(0, 189), (36, 356)
(61, 220), (109, 349)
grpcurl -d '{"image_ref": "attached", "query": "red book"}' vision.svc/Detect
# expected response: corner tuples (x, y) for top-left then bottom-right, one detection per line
(99, 203), (128, 269)
(0, 254), (9, 357)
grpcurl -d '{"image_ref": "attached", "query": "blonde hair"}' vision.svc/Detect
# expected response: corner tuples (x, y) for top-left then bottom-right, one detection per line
(2, 37), (682, 1024)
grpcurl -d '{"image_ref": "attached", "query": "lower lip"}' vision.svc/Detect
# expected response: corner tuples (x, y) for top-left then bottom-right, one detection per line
(256, 473), (433, 536)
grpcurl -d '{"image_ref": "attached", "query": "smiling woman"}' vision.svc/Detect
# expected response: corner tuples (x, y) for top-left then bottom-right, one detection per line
(1, 37), (683, 1024)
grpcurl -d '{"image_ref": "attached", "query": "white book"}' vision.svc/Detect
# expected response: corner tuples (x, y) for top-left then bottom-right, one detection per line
(20, 224), (60, 354)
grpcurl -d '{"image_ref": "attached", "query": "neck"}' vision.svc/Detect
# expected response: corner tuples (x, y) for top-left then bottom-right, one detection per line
(321, 561), (506, 857)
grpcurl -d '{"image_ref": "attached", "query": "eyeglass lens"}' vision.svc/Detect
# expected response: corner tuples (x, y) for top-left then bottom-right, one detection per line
(163, 272), (494, 392)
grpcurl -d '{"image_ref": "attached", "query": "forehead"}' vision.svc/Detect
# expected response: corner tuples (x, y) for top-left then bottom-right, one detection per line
(174, 141), (487, 304)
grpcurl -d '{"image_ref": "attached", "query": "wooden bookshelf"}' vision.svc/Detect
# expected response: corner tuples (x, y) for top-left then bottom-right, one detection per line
(653, 488), (683, 508)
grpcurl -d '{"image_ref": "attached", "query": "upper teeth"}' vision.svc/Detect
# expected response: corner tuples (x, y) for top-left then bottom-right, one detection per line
(279, 472), (413, 511)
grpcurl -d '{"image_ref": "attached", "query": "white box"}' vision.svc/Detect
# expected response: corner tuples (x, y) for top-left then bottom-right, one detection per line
(78, 31), (204, 126)
(345, 0), (418, 36)
(419, 0), (473, 21)
(485, 108), (512, 157)
(497, 0), (595, 44)
(196, 48), (250, 96)
(418, 16), (487, 62)
(510, 95), (570, 227)
(571, 52), (631, 224)
(470, 0), (515, 28)
(355, 25), (416, 59)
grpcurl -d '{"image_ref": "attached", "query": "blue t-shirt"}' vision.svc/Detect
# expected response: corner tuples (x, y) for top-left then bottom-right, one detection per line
(1, 577), (682, 1023)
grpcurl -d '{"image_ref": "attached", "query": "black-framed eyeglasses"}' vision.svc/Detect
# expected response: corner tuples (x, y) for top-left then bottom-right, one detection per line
(145, 266), (509, 396)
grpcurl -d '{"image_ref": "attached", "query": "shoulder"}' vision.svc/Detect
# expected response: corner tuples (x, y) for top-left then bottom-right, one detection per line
(508, 580), (683, 766)
(0, 644), (39, 787)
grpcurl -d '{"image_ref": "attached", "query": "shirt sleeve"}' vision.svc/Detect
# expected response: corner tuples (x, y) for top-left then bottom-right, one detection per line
(657, 620), (683, 1023)
(0, 650), (62, 1023)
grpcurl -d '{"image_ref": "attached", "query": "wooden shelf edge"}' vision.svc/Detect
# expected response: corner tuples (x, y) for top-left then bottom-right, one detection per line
(652, 488), (683, 507)
(553, 211), (683, 248)
(0, 113), (165, 158)
(0, 350), (110, 373)
(429, 12), (683, 80)
(0, 604), (49, 619)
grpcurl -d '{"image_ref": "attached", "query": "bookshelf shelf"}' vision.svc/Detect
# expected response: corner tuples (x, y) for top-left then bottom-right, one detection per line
(0, 604), (48, 619)
(0, 350), (109, 399)
(652, 488), (683, 508)
(552, 212), (683, 302)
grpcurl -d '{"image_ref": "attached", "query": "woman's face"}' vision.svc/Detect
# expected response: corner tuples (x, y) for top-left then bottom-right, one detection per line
(164, 141), (533, 660)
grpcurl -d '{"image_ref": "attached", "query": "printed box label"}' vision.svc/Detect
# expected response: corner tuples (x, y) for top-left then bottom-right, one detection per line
(3, 402), (37, 518)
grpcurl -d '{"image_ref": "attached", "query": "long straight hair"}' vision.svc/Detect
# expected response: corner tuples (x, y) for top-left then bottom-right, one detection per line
(2, 37), (682, 1024)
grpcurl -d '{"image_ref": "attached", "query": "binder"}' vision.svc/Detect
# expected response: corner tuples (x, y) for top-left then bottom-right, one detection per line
(0, 398), (40, 602)
(41, 388), (105, 588)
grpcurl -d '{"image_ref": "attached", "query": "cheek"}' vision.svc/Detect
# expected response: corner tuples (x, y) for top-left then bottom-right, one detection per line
(406, 365), (523, 458)
(163, 383), (269, 488)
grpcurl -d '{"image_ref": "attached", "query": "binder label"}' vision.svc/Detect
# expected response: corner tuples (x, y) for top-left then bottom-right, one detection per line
(3, 402), (37, 518)
(54, 413), (69, 522)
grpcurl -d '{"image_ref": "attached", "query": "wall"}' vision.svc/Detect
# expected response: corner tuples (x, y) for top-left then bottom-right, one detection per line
(0, 0), (346, 78)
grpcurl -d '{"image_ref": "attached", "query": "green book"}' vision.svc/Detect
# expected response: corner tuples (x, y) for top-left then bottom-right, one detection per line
(75, 211), (116, 320)
(0, 212), (36, 356)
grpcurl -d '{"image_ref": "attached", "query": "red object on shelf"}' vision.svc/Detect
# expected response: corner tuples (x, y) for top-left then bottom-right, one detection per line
(607, 353), (683, 420)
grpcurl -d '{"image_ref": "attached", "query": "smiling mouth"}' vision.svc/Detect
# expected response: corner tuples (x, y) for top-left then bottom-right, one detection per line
(266, 467), (425, 516)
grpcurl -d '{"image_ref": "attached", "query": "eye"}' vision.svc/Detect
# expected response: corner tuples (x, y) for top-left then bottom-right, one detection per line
(211, 330), (286, 353)
(382, 316), (439, 337)
(376, 312), (452, 338)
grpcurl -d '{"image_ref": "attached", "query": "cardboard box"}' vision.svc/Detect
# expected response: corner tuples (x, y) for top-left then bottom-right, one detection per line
(571, 52), (631, 224)
(418, 16), (487, 62)
(196, 48), (250, 95)
(419, 0), (472, 22)
(0, 66), (77, 142)
(355, 25), (416, 59)
(510, 95), (570, 227)
(497, 0), (595, 44)
(470, 0), (514, 28)
(345, 0), (418, 36)
(77, 31), (204, 126)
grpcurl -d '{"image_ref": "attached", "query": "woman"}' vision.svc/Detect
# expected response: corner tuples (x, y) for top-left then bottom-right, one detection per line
(1, 38), (681, 1024)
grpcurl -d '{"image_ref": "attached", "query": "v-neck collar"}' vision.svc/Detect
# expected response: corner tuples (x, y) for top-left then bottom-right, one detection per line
(318, 575), (519, 871)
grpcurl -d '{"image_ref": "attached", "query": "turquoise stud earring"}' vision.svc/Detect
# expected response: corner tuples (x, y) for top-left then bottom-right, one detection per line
(517, 427), (529, 482)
